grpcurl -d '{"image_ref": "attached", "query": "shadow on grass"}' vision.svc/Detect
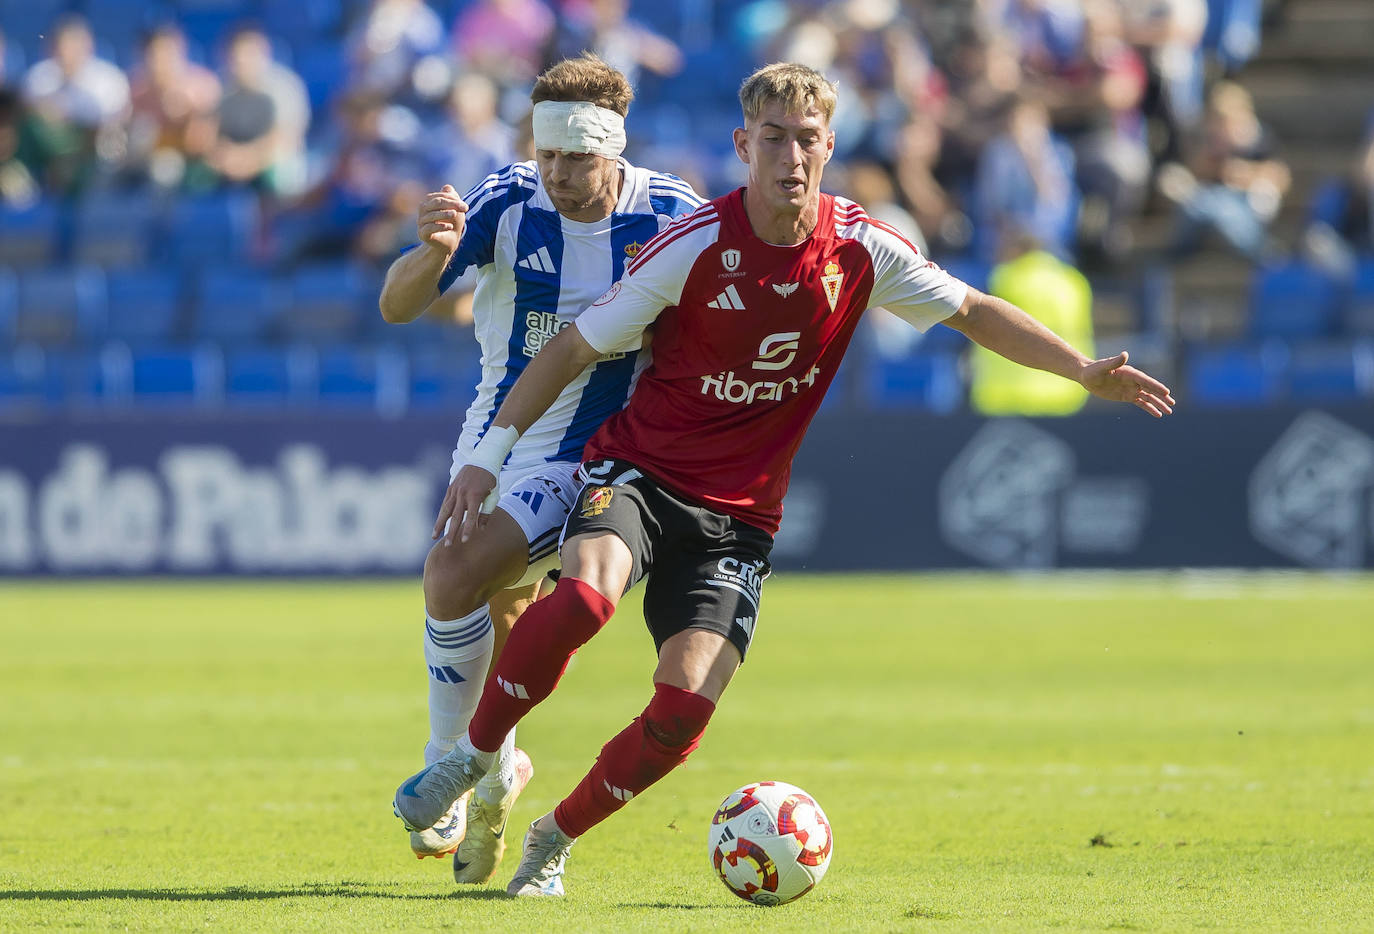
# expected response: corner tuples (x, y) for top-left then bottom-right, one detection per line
(0, 882), (511, 903)
(617, 902), (728, 911)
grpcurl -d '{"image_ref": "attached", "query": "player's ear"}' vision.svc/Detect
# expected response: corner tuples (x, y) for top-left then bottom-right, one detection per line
(824, 129), (835, 163)
(733, 127), (750, 164)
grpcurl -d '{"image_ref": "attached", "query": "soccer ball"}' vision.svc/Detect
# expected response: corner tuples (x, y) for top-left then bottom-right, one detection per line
(708, 780), (833, 906)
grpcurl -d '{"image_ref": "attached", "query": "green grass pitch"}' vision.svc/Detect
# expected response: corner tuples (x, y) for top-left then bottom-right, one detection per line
(2, 573), (1371, 932)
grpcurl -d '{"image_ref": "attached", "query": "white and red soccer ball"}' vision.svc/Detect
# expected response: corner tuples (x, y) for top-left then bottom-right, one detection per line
(708, 780), (833, 906)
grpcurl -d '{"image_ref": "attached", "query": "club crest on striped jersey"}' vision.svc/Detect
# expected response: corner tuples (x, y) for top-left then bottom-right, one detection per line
(624, 241), (642, 258)
(820, 261), (843, 312)
(580, 486), (614, 517)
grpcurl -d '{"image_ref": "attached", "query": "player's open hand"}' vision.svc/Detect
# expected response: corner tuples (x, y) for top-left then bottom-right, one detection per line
(433, 463), (500, 546)
(418, 184), (467, 255)
(1079, 352), (1176, 417)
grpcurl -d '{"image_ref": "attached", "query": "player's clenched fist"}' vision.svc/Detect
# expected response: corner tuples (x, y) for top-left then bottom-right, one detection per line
(418, 184), (468, 254)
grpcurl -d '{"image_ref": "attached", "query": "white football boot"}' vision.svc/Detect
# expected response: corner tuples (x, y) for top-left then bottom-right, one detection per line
(409, 789), (472, 859)
(505, 818), (576, 897)
(453, 747), (535, 883)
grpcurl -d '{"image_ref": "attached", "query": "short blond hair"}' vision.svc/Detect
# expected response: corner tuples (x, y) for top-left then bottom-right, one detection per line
(531, 53), (634, 117)
(739, 62), (837, 124)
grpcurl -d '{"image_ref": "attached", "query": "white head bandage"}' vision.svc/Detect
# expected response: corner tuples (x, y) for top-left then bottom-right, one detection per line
(532, 101), (626, 158)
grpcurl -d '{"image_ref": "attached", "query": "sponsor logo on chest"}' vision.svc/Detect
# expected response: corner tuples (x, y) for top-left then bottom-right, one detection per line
(524, 310), (624, 361)
(699, 331), (821, 405)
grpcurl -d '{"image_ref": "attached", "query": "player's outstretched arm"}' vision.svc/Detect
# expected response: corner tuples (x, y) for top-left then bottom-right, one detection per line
(437, 324), (604, 545)
(379, 184), (467, 323)
(943, 288), (1175, 417)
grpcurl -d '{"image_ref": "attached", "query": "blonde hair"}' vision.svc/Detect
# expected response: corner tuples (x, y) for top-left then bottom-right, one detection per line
(738, 62), (837, 124)
(531, 53), (634, 117)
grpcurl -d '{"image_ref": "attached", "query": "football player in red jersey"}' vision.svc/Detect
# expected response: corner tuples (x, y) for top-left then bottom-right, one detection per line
(392, 62), (1175, 897)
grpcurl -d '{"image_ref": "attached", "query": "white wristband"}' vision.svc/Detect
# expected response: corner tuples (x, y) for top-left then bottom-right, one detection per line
(468, 424), (519, 480)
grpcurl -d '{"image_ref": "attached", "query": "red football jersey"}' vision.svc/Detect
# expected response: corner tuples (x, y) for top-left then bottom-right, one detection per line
(575, 188), (968, 534)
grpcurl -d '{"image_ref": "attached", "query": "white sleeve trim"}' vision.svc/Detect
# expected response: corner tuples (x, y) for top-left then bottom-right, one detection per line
(851, 216), (967, 332)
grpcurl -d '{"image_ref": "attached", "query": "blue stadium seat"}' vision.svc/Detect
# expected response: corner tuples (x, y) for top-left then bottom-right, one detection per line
(105, 269), (186, 346)
(0, 200), (62, 268)
(125, 344), (225, 406)
(176, 0), (260, 50)
(1186, 342), (1287, 407)
(224, 344), (312, 406)
(72, 192), (163, 267)
(364, 306), (470, 349)
(0, 269), (16, 341)
(19, 348), (111, 407)
(407, 347), (482, 412)
(165, 191), (259, 266)
(314, 345), (380, 408)
(1287, 341), (1373, 403)
(1249, 261), (1344, 339)
(0, 344), (48, 410)
(1346, 258), (1374, 335)
(84, 0), (174, 64)
(292, 40), (347, 114)
(261, 0), (342, 43)
(192, 267), (285, 343)
(15, 268), (108, 347)
(2, 0), (66, 64)
(862, 350), (963, 413)
(280, 262), (376, 341)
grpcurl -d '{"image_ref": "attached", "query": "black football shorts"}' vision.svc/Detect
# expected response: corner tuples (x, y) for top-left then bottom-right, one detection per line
(563, 458), (774, 661)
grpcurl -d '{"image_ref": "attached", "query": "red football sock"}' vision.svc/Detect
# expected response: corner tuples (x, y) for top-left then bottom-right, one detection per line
(554, 682), (716, 838)
(467, 577), (614, 752)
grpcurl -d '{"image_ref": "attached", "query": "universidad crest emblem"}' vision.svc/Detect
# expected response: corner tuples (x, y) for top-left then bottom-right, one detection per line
(820, 261), (844, 311)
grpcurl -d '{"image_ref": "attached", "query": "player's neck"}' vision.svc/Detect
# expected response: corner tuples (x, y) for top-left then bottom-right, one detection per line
(742, 189), (820, 246)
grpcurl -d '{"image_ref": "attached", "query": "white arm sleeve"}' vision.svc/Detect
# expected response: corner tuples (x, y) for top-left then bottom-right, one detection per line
(573, 222), (704, 353)
(862, 223), (969, 332)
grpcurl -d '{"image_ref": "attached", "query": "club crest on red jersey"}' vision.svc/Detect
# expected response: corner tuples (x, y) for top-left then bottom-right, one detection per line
(580, 486), (614, 517)
(721, 248), (742, 272)
(820, 261), (843, 312)
(593, 282), (621, 306)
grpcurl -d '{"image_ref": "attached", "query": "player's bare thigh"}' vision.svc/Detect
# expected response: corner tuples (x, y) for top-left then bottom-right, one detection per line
(654, 629), (741, 705)
(558, 531), (635, 609)
(422, 507), (531, 620)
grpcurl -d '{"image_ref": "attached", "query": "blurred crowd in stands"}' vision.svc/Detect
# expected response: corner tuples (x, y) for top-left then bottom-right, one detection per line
(2, 0), (1372, 413)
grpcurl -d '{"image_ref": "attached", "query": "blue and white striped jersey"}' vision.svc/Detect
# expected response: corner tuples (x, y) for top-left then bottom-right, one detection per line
(437, 158), (703, 471)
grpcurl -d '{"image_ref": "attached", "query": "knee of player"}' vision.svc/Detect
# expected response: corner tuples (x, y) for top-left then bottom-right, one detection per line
(423, 553), (494, 620)
(644, 716), (705, 750)
(643, 685), (716, 749)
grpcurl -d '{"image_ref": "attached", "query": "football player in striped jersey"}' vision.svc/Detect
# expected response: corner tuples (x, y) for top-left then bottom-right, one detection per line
(378, 53), (702, 880)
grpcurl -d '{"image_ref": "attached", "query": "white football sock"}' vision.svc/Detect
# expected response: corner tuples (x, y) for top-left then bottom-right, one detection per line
(422, 607), (493, 766)
(475, 729), (518, 805)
